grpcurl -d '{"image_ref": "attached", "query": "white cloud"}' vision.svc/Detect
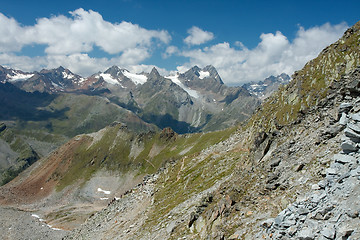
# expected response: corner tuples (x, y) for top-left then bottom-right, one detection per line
(0, 8), (172, 76)
(0, 13), (24, 52)
(0, 8), (170, 56)
(162, 45), (179, 58)
(179, 22), (348, 85)
(0, 11), (349, 84)
(184, 26), (214, 46)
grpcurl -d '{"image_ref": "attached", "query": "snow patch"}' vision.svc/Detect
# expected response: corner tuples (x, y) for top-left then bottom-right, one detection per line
(122, 70), (147, 85)
(62, 71), (75, 79)
(166, 75), (200, 99)
(97, 187), (111, 195)
(100, 73), (119, 85)
(51, 81), (63, 89)
(198, 71), (210, 79)
(7, 72), (34, 82)
(31, 214), (62, 231)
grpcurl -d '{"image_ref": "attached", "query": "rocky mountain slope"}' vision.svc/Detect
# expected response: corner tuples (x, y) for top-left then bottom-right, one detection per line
(0, 64), (260, 184)
(0, 122), (236, 232)
(1, 19), (359, 240)
(57, 21), (360, 239)
(0, 82), (155, 185)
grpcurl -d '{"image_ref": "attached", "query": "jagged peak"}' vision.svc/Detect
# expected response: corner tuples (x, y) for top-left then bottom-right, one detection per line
(57, 66), (66, 71)
(203, 65), (223, 84)
(105, 65), (122, 73)
(149, 67), (161, 78)
(190, 65), (201, 73)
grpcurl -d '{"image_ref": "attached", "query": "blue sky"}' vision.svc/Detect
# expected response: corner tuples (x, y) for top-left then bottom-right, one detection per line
(0, 0), (359, 85)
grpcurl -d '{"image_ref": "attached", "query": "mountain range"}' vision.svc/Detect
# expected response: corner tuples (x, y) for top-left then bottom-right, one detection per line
(1, 63), (282, 185)
(1, 20), (358, 240)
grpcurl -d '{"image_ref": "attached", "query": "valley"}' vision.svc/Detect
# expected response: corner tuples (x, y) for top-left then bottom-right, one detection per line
(0, 16), (359, 240)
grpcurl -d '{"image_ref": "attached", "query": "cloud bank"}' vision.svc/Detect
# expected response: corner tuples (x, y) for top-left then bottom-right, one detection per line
(179, 22), (348, 85)
(0, 9), (349, 84)
(0, 8), (170, 76)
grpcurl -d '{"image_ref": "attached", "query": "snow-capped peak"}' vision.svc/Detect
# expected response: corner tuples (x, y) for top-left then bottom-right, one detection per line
(198, 70), (210, 79)
(166, 74), (200, 99)
(6, 71), (34, 82)
(62, 71), (75, 80)
(122, 70), (147, 85)
(100, 73), (123, 86)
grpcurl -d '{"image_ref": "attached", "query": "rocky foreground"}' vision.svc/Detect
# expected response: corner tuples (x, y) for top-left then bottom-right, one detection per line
(257, 98), (360, 239)
(0, 206), (66, 240)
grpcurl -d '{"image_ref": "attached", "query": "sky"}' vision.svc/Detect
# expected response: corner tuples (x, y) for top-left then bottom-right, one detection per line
(0, 0), (359, 85)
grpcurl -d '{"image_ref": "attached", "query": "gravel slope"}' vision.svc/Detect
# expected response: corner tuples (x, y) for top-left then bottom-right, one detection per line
(0, 206), (66, 240)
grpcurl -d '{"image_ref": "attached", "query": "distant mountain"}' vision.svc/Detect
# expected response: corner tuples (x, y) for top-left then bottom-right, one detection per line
(242, 73), (290, 99)
(0, 64), (260, 134)
(0, 64), (261, 183)
(0, 66), (86, 93)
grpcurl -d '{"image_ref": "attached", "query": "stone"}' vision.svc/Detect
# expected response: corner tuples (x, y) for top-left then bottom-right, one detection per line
(188, 212), (198, 228)
(287, 226), (298, 236)
(166, 221), (177, 234)
(350, 113), (360, 121)
(261, 218), (274, 229)
(338, 102), (353, 114)
(346, 209), (359, 218)
(298, 208), (310, 215)
(274, 210), (287, 226)
(320, 227), (336, 239)
(310, 192), (326, 203)
(282, 219), (296, 228)
(311, 184), (320, 190)
(348, 123), (360, 133)
(344, 128), (360, 142)
(317, 180), (327, 189)
(269, 159), (281, 168)
(326, 168), (337, 175)
(337, 172), (350, 183)
(295, 163), (305, 172)
(265, 183), (279, 190)
(228, 231), (241, 240)
(337, 226), (354, 239)
(341, 140), (357, 152)
(297, 227), (315, 240)
(339, 113), (349, 125)
(333, 154), (357, 164)
(350, 166), (360, 177)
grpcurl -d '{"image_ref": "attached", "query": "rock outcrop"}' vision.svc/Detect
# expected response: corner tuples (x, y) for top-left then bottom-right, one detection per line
(258, 97), (360, 239)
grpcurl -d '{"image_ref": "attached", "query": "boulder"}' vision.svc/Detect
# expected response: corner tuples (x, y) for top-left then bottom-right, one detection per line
(350, 112), (360, 122)
(341, 139), (357, 152)
(333, 154), (357, 164)
(297, 227), (315, 240)
(338, 102), (353, 115)
(320, 227), (336, 239)
(339, 113), (349, 126)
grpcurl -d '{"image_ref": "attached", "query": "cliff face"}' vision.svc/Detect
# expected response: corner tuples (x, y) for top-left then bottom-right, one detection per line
(62, 22), (360, 239)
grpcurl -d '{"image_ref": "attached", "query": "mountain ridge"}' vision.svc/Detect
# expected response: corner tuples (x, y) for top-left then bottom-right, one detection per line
(55, 20), (360, 239)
